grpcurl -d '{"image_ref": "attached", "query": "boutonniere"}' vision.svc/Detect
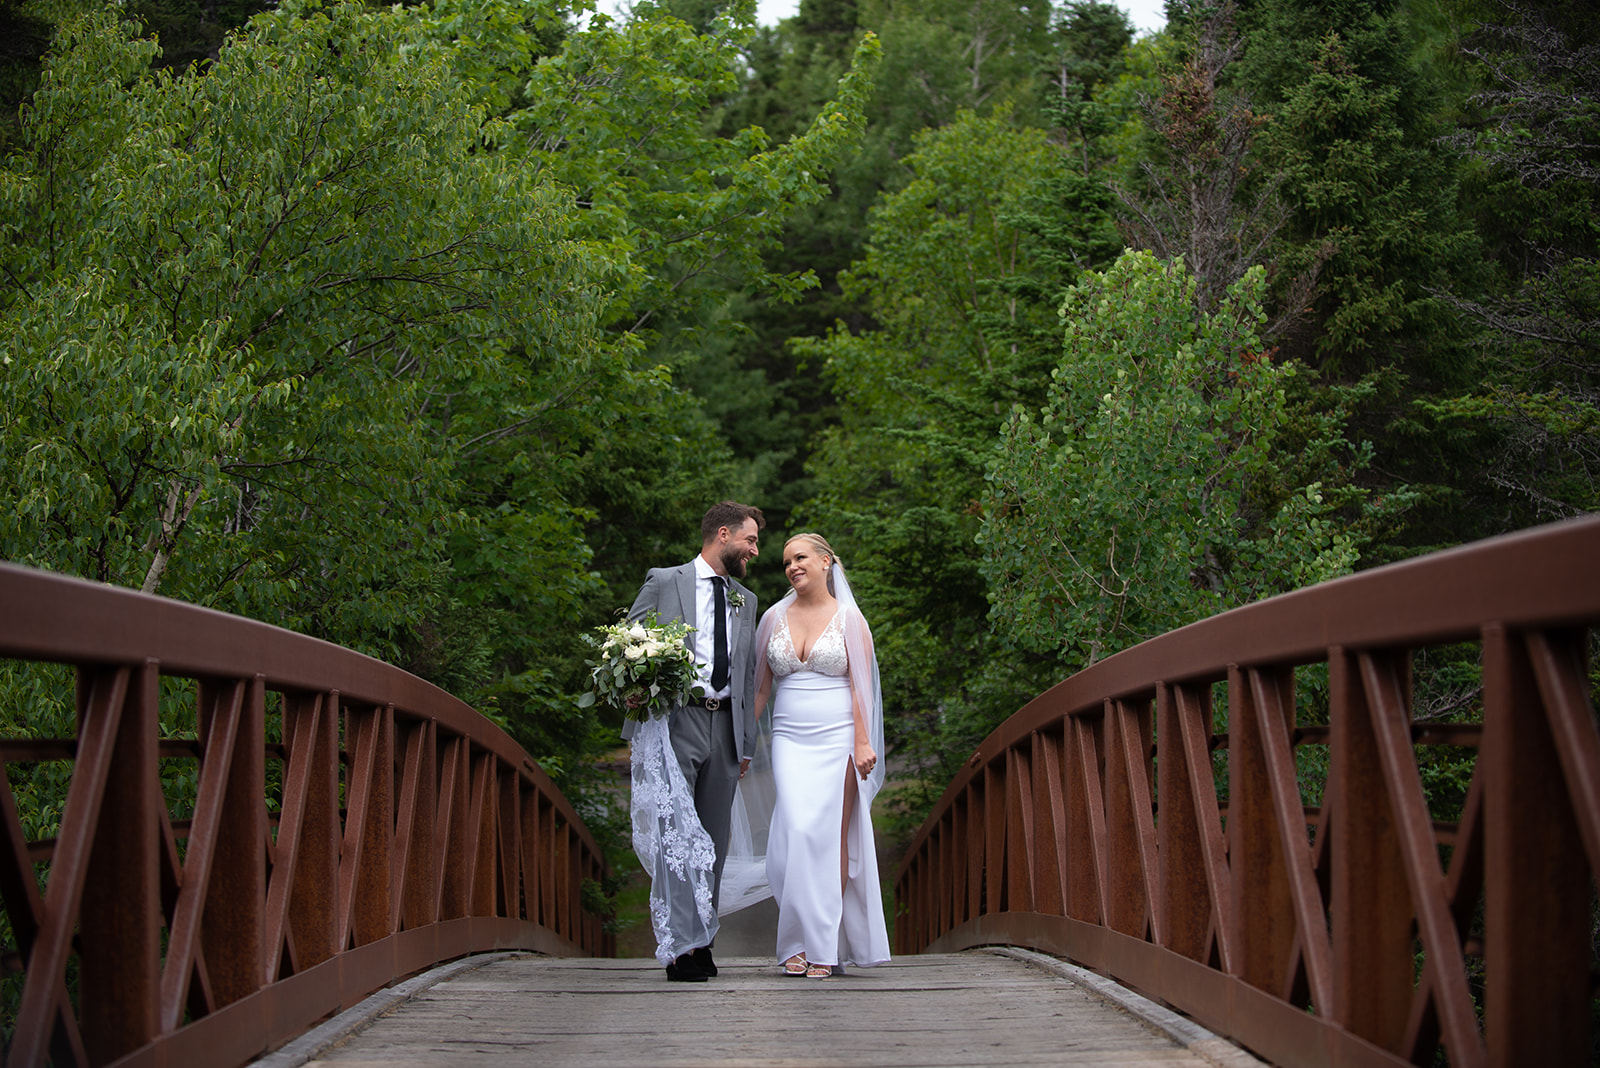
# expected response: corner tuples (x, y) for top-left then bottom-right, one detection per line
(728, 590), (746, 612)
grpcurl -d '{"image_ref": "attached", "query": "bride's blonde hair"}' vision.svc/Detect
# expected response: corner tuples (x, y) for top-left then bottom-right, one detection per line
(784, 532), (838, 595)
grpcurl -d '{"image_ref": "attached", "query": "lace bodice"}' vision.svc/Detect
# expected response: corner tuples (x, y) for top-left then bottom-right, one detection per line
(768, 609), (849, 677)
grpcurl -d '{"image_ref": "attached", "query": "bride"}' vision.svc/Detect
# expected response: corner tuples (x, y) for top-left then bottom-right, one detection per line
(751, 533), (891, 977)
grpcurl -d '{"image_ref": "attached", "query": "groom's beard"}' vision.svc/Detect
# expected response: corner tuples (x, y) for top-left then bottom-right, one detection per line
(720, 545), (748, 578)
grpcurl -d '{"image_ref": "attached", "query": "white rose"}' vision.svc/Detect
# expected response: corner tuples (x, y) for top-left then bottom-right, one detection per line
(624, 645), (644, 660)
(642, 640), (662, 658)
(629, 624), (648, 641)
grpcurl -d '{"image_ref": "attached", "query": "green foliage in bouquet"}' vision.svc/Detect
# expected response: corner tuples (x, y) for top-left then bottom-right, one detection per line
(577, 613), (702, 722)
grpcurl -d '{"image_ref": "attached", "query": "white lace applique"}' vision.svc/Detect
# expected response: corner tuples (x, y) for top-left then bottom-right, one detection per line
(769, 609), (849, 677)
(629, 715), (718, 964)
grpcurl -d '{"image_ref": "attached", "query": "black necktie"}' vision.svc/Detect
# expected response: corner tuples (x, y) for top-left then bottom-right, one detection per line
(711, 576), (729, 693)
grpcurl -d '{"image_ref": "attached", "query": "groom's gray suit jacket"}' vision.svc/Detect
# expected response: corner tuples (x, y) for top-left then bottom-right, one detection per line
(623, 561), (760, 762)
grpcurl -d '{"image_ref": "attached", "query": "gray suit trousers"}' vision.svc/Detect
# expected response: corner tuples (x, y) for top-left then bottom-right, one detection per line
(668, 702), (740, 920)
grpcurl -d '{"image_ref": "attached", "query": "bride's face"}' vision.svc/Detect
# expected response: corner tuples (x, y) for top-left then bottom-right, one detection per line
(783, 539), (829, 594)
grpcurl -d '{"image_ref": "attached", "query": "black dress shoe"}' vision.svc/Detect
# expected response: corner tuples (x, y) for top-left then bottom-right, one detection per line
(665, 953), (708, 982)
(692, 946), (717, 977)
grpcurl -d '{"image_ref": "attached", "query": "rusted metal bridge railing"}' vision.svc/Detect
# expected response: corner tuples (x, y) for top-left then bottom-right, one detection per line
(0, 564), (611, 1068)
(895, 515), (1600, 1068)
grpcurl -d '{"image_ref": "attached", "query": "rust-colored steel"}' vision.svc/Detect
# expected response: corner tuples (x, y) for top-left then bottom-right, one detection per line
(895, 516), (1600, 1068)
(0, 564), (612, 1068)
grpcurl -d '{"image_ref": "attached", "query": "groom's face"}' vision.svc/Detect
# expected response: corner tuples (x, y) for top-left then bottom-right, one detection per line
(718, 518), (761, 578)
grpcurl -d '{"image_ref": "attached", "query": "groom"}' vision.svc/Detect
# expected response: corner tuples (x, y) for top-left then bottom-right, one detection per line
(626, 500), (764, 982)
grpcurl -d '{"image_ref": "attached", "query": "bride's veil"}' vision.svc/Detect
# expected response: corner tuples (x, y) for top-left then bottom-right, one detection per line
(716, 556), (885, 916)
(714, 601), (782, 915)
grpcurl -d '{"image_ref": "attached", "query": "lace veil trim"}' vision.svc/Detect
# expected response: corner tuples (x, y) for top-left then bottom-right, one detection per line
(629, 714), (719, 963)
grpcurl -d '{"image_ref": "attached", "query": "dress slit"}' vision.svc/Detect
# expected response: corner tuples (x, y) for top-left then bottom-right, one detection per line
(839, 756), (855, 890)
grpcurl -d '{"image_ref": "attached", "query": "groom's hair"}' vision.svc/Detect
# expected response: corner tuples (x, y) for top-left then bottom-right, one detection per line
(702, 500), (765, 541)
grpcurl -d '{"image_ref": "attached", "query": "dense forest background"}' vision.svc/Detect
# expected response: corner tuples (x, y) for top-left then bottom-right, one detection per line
(1, 0), (1595, 861)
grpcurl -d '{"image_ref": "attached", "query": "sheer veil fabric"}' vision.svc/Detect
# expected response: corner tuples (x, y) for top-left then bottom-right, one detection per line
(717, 560), (887, 918)
(628, 714), (719, 965)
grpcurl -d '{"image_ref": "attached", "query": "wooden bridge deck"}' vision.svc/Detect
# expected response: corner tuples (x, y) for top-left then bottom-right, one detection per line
(278, 951), (1261, 1068)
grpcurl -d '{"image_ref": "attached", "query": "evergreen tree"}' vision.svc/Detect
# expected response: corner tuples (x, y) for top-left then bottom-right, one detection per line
(710, 0), (1089, 554)
(1234, 0), (1476, 374)
(0, 0), (52, 151)
(1423, 0), (1600, 531)
(1114, 3), (1323, 328)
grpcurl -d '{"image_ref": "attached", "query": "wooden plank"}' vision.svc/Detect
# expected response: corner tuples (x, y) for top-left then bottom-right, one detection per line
(1156, 684), (1208, 963)
(1482, 625), (1584, 1067)
(1227, 665), (1294, 996)
(202, 674), (266, 1007)
(1033, 729), (1066, 917)
(1067, 714), (1108, 925)
(306, 953), (1225, 1067)
(1005, 747), (1035, 914)
(1108, 698), (1158, 943)
(1242, 666), (1332, 1012)
(1360, 650), (1482, 1067)
(75, 662), (155, 1066)
(1328, 648), (1413, 1054)
(290, 691), (341, 971)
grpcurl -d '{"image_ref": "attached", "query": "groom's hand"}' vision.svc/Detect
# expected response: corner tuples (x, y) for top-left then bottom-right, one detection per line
(739, 757), (751, 779)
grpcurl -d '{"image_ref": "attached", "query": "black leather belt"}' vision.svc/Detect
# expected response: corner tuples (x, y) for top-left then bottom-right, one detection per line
(685, 695), (727, 711)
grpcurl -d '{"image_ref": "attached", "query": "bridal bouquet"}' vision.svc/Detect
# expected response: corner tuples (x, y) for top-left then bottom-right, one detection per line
(577, 613), (702, 723)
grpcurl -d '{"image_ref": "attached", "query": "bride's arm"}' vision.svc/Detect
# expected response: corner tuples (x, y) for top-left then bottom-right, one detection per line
(850, 698), (874, 778)
(847, 609), (876, 778)
(751, 608), (776, 726)
(753, 674), (771, 726)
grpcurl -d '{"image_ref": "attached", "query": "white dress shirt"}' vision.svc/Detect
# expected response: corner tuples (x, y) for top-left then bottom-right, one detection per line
(693, 554), (735, 700)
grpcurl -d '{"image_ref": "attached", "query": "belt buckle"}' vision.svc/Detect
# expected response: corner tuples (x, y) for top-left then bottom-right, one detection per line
(703, 696), (722, 712)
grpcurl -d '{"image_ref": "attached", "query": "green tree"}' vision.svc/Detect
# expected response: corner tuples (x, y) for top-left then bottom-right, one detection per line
(0, 0), (53, 151)
(442, 3), (881, 753)
(1424, 1), (1600, 529)
(515, 3), (880, 339)
(1114, 3), (1323, 327)
(769, 9), (1145, 831)
(1231, 0), (1474, 374)
(0, 0), (882, 772)
(708, 0), (1079, 545)
(794, 110), (1114, 832)
(979, 250), (1390, 665)
(1044, 0), (1137, 106)
(0, 3), (611, 654)
(0, 1), (888, 911)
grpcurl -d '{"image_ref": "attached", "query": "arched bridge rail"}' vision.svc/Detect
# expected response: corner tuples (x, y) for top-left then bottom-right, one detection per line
(895, 516), (1600, 1068)
(0, 564), (611, 1068)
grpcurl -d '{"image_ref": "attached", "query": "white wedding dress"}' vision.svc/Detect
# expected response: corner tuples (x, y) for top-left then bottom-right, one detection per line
(765, 608), (890, 968)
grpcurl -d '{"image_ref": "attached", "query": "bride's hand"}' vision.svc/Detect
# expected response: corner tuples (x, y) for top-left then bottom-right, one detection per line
(854, 739), (877, 779)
